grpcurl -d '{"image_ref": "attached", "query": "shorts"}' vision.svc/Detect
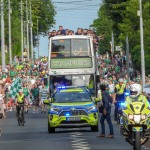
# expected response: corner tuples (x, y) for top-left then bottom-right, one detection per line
(32, 97), (39, 106)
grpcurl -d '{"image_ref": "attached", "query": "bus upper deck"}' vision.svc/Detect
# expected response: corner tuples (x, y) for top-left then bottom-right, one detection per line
(48, 35), (96, 76)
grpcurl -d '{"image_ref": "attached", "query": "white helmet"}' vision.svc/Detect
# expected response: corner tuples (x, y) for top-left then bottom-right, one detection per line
(129, 83), (142, 98)
(118, 78), (124, 83)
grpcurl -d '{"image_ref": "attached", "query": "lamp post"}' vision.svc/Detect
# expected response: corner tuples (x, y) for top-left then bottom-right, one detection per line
(29, 0), (34, 61)
(139, 0), (145, 87)
(1, 0), (5, 72)
(8, 0), (12, 64)
(21, 0), (24, 61)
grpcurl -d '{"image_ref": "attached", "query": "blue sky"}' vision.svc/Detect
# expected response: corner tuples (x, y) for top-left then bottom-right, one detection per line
(37, 0), (101, 57)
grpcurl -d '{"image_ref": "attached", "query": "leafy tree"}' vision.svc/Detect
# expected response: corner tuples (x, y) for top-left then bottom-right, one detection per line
(91, 0), (150, 75)
(0, 0), (55, 64)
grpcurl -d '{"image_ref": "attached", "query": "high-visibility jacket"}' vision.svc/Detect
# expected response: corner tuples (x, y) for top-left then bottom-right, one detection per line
(88, 79), (94, 89)
(125, 94), (148, 105)
(115, 84), (126, 95)
(16, 93), (24, 103)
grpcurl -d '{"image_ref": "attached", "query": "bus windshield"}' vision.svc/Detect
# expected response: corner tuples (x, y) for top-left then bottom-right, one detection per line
(51, 39), (91, 58)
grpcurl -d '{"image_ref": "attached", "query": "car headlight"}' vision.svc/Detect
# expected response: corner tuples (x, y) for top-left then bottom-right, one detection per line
(87, 106), (96, 111)
(51, 107), (60, 112)
(134, 115), (141, 124)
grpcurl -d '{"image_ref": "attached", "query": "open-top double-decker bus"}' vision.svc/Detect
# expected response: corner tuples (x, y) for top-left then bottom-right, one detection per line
(48, 35), (98, 96)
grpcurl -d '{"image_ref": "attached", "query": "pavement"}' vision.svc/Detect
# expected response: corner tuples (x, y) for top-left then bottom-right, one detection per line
(0, 109), (149, 150)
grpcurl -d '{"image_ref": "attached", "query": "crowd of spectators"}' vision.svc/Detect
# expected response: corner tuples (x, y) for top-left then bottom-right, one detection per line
(0, 56), (48, 117)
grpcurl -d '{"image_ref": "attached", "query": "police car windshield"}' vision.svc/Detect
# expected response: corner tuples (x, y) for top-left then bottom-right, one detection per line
(53, 91), (92, 103)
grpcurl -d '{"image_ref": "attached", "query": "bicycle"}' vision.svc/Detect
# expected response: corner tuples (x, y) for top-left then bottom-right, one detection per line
(16, 104), (25, 126)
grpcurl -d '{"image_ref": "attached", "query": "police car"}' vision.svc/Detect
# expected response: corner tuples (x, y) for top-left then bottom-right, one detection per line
(44, 86), (98, 133)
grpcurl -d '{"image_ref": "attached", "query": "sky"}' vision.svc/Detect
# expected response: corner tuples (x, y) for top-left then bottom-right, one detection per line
(37, 0), (101, 57)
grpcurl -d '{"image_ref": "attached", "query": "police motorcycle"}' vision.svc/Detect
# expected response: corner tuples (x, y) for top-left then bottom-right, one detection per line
(120, 84), (150, 150)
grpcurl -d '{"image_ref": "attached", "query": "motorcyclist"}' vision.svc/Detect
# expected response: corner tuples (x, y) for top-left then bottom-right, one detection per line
(114, 78), (126, 121)
(125, 83), (148, 104)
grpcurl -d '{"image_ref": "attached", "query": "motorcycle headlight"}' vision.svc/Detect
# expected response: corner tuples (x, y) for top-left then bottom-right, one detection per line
(87, 106), (96, 111)
(141, 115), (146, 120)
(128, 114), (134, 120)
(134, 115), (141, 124)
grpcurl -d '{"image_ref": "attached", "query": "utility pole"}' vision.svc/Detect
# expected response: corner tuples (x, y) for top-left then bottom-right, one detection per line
(37, 18), (40, 59)
(8, 0), (12, 64)
(126, 36), (130, 77)
(21, 0), (24, 61)
(139, 0), (145, 87)
(29, 1), (33, 61)
(26, 0), (29, 61)
(1, 0), (5, 72)
(111, 32), (114, 54)
(23, 20), (26, 51)
(110, 32), (114, 61)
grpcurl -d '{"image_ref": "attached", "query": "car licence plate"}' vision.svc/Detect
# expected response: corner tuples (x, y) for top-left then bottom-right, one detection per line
(66, 117), (81, 121)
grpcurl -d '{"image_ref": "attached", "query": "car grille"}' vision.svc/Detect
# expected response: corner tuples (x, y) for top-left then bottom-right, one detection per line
(60, 120), (87, 124)
(59, 110), (88, 116)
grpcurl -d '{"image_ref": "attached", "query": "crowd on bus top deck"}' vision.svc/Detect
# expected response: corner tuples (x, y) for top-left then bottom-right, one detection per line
(48, 26), (99, 51)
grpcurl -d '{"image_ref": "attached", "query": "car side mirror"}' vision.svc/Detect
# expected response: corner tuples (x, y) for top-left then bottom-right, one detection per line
(43, 99), (51, 105)
(95, 98), (100, 102)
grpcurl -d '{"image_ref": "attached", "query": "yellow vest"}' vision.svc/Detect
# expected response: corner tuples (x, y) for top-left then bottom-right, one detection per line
(17, 93), (24, 103)
(115, 84), (126, 94)
(89, 79), (94, 89)
(126, 94), (148, 104)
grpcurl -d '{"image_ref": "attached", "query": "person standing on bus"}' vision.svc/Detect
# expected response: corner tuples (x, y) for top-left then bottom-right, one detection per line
(88, 75), (94, 95)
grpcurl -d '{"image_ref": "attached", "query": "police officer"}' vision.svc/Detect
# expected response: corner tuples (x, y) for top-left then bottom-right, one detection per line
(15, 89), (25, 121)
(114, 78), (126, 121)
(125, 83), (148, 104)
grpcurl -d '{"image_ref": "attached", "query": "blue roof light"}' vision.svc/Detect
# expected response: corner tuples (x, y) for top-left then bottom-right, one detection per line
(57, 86), (66, 89)
(65, 113), (70, 117)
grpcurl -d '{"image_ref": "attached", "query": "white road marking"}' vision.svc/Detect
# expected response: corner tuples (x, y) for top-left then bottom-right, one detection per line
(69, 132), (91, 150)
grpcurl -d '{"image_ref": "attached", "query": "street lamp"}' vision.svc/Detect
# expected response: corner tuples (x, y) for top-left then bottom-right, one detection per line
(1, 0), (5, 72)
(139, 0), (145, 87)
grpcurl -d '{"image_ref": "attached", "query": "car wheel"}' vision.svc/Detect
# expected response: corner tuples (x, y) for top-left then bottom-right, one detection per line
(91, 124), (98, 132)
(48, 122), (55, 133)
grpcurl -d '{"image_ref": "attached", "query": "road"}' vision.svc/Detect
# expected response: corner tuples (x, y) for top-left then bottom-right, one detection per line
(0, 109), (149, 150)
